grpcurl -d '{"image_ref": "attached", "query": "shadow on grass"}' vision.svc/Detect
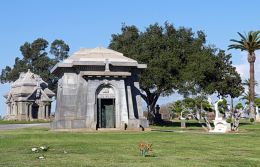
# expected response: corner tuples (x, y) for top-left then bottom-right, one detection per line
(152, 121), (203, 128)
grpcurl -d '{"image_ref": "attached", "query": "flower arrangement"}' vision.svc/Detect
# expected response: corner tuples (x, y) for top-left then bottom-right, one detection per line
(138, 142), (152, 157)
(31, 145), (49, 160)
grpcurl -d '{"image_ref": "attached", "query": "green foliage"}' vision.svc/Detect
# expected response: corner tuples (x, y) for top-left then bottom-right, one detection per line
(170, 95), (213, 116)
(50, 39), (70, 63)
(240, 91), (258, 105)
(217, 99), (228, 114)
(0, 38), (70, 92)
(226, 118), (232, 123)
(201, 50), (244, 98)
(228, 31), (260, 55)
(255, 98), (260, 107)
(235, 102), (243, 109)
(250, 118), (255, 123)
(109, 22), (243, 119)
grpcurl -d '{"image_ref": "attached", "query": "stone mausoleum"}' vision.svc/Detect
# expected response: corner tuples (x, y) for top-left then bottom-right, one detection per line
(51, 47), (149, 130)
(4, 70), (55, 121)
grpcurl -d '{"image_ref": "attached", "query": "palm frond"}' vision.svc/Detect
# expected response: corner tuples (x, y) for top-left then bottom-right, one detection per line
(237, 32), (247, 41)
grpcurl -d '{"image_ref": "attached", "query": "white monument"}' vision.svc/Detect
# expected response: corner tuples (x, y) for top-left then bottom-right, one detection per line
(256, 106), (260, 122)
(209, 99), (231, 133)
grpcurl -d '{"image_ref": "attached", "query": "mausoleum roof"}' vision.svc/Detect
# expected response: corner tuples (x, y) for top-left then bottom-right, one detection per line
(66, 47), (137, 63)
(51, 47), (147, 74)
(4, 70), (55, 102)
(11, 69), (45, 88)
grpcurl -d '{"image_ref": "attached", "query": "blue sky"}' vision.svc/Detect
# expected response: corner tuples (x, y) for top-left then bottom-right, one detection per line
(0, 0), (260, 116)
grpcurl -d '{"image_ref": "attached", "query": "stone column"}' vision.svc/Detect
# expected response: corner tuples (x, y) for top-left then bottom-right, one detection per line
(127, 85), (135, 119)
(14, 102), (18, 116)
(45, 105), (49, 119)
(25, 103), (29, 121)
(7, 103), (11, 115)
(133, 81), (144, 118)
(39, 103), (45, 119)
(29, 103), (32, 120)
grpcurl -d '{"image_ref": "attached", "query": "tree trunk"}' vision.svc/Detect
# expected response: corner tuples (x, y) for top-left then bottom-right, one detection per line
(231, 97), (233, 112)
(248, 53), (256, 119)
(140, 90), (160, 124)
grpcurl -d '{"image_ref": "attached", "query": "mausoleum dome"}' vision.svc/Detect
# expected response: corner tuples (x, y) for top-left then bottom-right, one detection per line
(11, 69), (46, 88)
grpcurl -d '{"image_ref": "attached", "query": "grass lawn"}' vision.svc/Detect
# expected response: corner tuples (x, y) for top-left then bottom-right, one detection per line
(0, 121), (260, 167)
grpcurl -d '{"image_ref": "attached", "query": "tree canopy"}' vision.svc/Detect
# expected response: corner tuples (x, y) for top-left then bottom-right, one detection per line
(0, 38), (70, 92)
(109, 22), (243, 122)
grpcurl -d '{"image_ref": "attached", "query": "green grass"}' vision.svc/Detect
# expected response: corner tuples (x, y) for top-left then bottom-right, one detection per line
(0, 122), (260, 167)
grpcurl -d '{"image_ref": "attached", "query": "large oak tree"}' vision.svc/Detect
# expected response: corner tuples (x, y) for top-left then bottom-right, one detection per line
(0, 38), (70, 92)
(109, 23), (243, 122)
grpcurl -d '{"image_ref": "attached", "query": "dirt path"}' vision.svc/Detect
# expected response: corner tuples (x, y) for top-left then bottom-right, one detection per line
(0, 123), (50, 130)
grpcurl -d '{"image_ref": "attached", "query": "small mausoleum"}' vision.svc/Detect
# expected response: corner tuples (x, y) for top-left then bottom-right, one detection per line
(4, 70), (55, 121)
(51, 47), (149, 130)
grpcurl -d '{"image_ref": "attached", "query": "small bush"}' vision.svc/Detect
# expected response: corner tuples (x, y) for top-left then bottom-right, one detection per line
(250, 118), (255, 123)
(226, 118), (232, 123)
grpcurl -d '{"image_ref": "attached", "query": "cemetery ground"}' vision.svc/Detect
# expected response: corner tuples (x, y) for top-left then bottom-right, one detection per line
(0, 121), (259, 167)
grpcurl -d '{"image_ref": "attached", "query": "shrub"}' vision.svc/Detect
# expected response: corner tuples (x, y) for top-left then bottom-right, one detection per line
(226, 118), (232, 123)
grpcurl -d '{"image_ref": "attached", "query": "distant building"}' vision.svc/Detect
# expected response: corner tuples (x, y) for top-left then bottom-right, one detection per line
(3, 70), (55, 121)
(51, 47), (149, 130)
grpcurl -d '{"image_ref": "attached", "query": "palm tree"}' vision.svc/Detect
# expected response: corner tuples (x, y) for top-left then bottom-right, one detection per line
(228, 31), (260, 119)
(242, 78), (258, 87)
(240, 91), (258, 105)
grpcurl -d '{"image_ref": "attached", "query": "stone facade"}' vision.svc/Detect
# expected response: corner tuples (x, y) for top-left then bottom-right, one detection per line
(3, 70), (55, 121)
(51, 47), (149, 130)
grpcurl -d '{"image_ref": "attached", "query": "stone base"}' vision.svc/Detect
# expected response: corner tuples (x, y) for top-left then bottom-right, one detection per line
(127, 118), (149, 130)
(51, 118), (150, 131)
(51, 119), (88, 129)
(209, 119), (231, 133)
(255, 115), (260, 122)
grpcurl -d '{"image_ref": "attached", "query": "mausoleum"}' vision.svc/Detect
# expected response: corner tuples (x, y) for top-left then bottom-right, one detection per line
(51, 47), (149, 130)
(4, 70), (55, 121)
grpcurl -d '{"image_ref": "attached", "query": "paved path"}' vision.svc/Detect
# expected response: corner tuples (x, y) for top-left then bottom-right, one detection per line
(0, 123), (50, 131)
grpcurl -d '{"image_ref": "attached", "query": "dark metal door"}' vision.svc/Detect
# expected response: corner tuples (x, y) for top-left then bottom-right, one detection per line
(98, 99), (115, 128)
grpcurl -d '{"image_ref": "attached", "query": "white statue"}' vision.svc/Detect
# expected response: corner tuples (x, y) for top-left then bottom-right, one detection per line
(214, 99), (223, 120)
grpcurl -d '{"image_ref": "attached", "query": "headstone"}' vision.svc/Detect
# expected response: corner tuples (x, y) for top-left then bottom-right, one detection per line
(181, 121), (186, 128)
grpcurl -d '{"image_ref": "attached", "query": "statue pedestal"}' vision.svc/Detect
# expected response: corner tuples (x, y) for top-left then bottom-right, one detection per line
(209, 119), (231, 133)
(256, 107), (260, 122)
(256, 115), (260, 122)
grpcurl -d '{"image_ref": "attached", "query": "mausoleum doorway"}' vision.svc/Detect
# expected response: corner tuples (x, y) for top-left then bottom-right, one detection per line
(97, 98), (115, 128)
(96, 85), (116, 129)
(32, 103), (39, 119)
